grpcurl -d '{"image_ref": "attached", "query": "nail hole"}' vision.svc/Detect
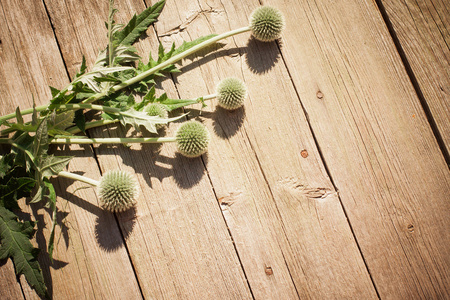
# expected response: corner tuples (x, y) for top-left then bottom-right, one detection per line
(407, 224), (414, 233)
(301, 149), (308, 158)
(316, 91), (324, 99)
(265, 266), (273, 275)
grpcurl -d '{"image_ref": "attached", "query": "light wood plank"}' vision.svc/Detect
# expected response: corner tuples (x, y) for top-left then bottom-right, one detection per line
(379, 0), (449, 155)
(153, 0), (378, 298)
(0, 0), (142, 298)
(0, 259), (24, 300)
(43, 0), (253, 298)
(265, 0), (450, 298)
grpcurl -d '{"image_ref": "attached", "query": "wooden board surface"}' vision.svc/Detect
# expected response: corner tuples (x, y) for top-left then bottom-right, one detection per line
(379, 0), (450, 156)
(154, 0), (377, 298)
(0, 0), (142, 298)
(0, 0), (449, 299)
(265, 0), (450, 298)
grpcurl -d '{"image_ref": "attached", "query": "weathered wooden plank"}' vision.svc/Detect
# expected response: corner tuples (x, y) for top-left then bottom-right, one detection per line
(153, 0), (378, 298)
(379, 0), (449, 155)
(43, 0), (253, 298)
(0, 259), (24, 300)
(0, 0), (142, 298)
(265, 0), (450, 298)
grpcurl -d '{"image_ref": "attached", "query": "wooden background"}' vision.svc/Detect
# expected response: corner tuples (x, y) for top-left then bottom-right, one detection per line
(0, 0), (449, 299)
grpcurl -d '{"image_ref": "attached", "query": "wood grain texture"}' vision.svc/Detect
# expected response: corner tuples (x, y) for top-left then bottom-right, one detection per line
(0, 259), (24, 300)
(153, 0), (377, 298)
(265, 0), (450, 298)
(379, 0), (450, 155)
(0, 0), (142, 298)
(43, 0), (253, 298)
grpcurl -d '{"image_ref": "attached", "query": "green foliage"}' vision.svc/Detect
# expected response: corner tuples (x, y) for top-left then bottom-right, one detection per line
(0, 0), (243, 296)
(114, 0), (165, 46)
(0, 206), (48, 298)
(0, 154), (35, 210)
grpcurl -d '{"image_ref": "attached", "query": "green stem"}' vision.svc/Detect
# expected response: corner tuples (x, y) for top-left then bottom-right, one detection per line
(201, 94), (217, 101)
(0, 138), (13, 145)
(50, 136), (177, 144)
(66, 119), (119, 134)
(0, 103), (121, 124)
(58, 171), (100, 186)
(83, 26), (252, 104)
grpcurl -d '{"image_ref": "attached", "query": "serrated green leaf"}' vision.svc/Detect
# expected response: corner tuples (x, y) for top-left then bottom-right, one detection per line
(11, 131), (35, 172)
(0, 153), (14, 178)
(74, 110), (86, 134)
(171, 34), (218, 57)
(0, 177), (35, 210)
(40, 155), (72, 178)
(159, 98), (200, 112)
(32, 118), (49, 161)
(43, 179), (57, 261)
(0, 206), (48, 298)
(30, 185), (44, 204)
(74, 55), (87, 79)
(120, 108), (185, 133)
(49, 110), (75, 131)
(49, 86), (61, 98)
(114, 0), (165, 46)
(133, 86), (156, 111)
(31, 98), (38, 126)
(15, 107), (24, 124)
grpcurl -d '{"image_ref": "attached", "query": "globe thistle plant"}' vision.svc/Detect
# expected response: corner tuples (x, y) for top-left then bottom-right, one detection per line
(215, 77), (247, 110)
(249, 6), (285, 42)
(0, 6), (284, 124)
(145, 103), (169, 119)
(144, 103), (169, 129)
(50, 121), (210, 158)
(97, 170), (140, 212)
(58, 170), (139, 212)
(175, 121), (210, 158)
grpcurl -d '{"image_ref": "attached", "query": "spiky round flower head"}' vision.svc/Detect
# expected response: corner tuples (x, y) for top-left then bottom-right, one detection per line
(175, 121), (210, 158)
(98, 170), (139, 212)
(144, 103), (169, 129)
(216, 77), (247, 110)
(250, 6), (284, 42)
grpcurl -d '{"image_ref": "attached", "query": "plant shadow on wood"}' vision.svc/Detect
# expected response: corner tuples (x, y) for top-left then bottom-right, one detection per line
(245, 37), (281, 74)
(51, 173), (135, 253)
(95, 207), (136, 252)
(185, 106), (245, 139)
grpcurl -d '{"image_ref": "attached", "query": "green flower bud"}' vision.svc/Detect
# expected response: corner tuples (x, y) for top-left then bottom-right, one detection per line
(216, 77), (247, 110)
(98, 170), (139, 212)
(144, 103), (169, 129)
(175, 121), (210, 158)
(250, 6), (284, 42)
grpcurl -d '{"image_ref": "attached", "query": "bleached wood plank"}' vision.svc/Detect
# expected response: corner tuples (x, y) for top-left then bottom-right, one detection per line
(379, 0), (449, 155)
(0, 0), (142, 298)
(43, 0), (253, 298)
(153, 0), (378, 298)
(265, 0), (450, 298)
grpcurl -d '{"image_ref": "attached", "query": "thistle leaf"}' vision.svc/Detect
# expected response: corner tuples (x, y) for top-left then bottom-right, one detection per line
(39, 155), (73, 178)
(159, 98), (200, 112)
(114, 0), (165, 46)
(74, 55), (87, 79)
(15, 107), (24, 124)
(171, 34), (218, 57)
(49, 110), (75, 131)
(120, 108), (185, 133)
(0, 206), (48, 298)
(0, 177), (35, 210)
(33, 118), (49, 161)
